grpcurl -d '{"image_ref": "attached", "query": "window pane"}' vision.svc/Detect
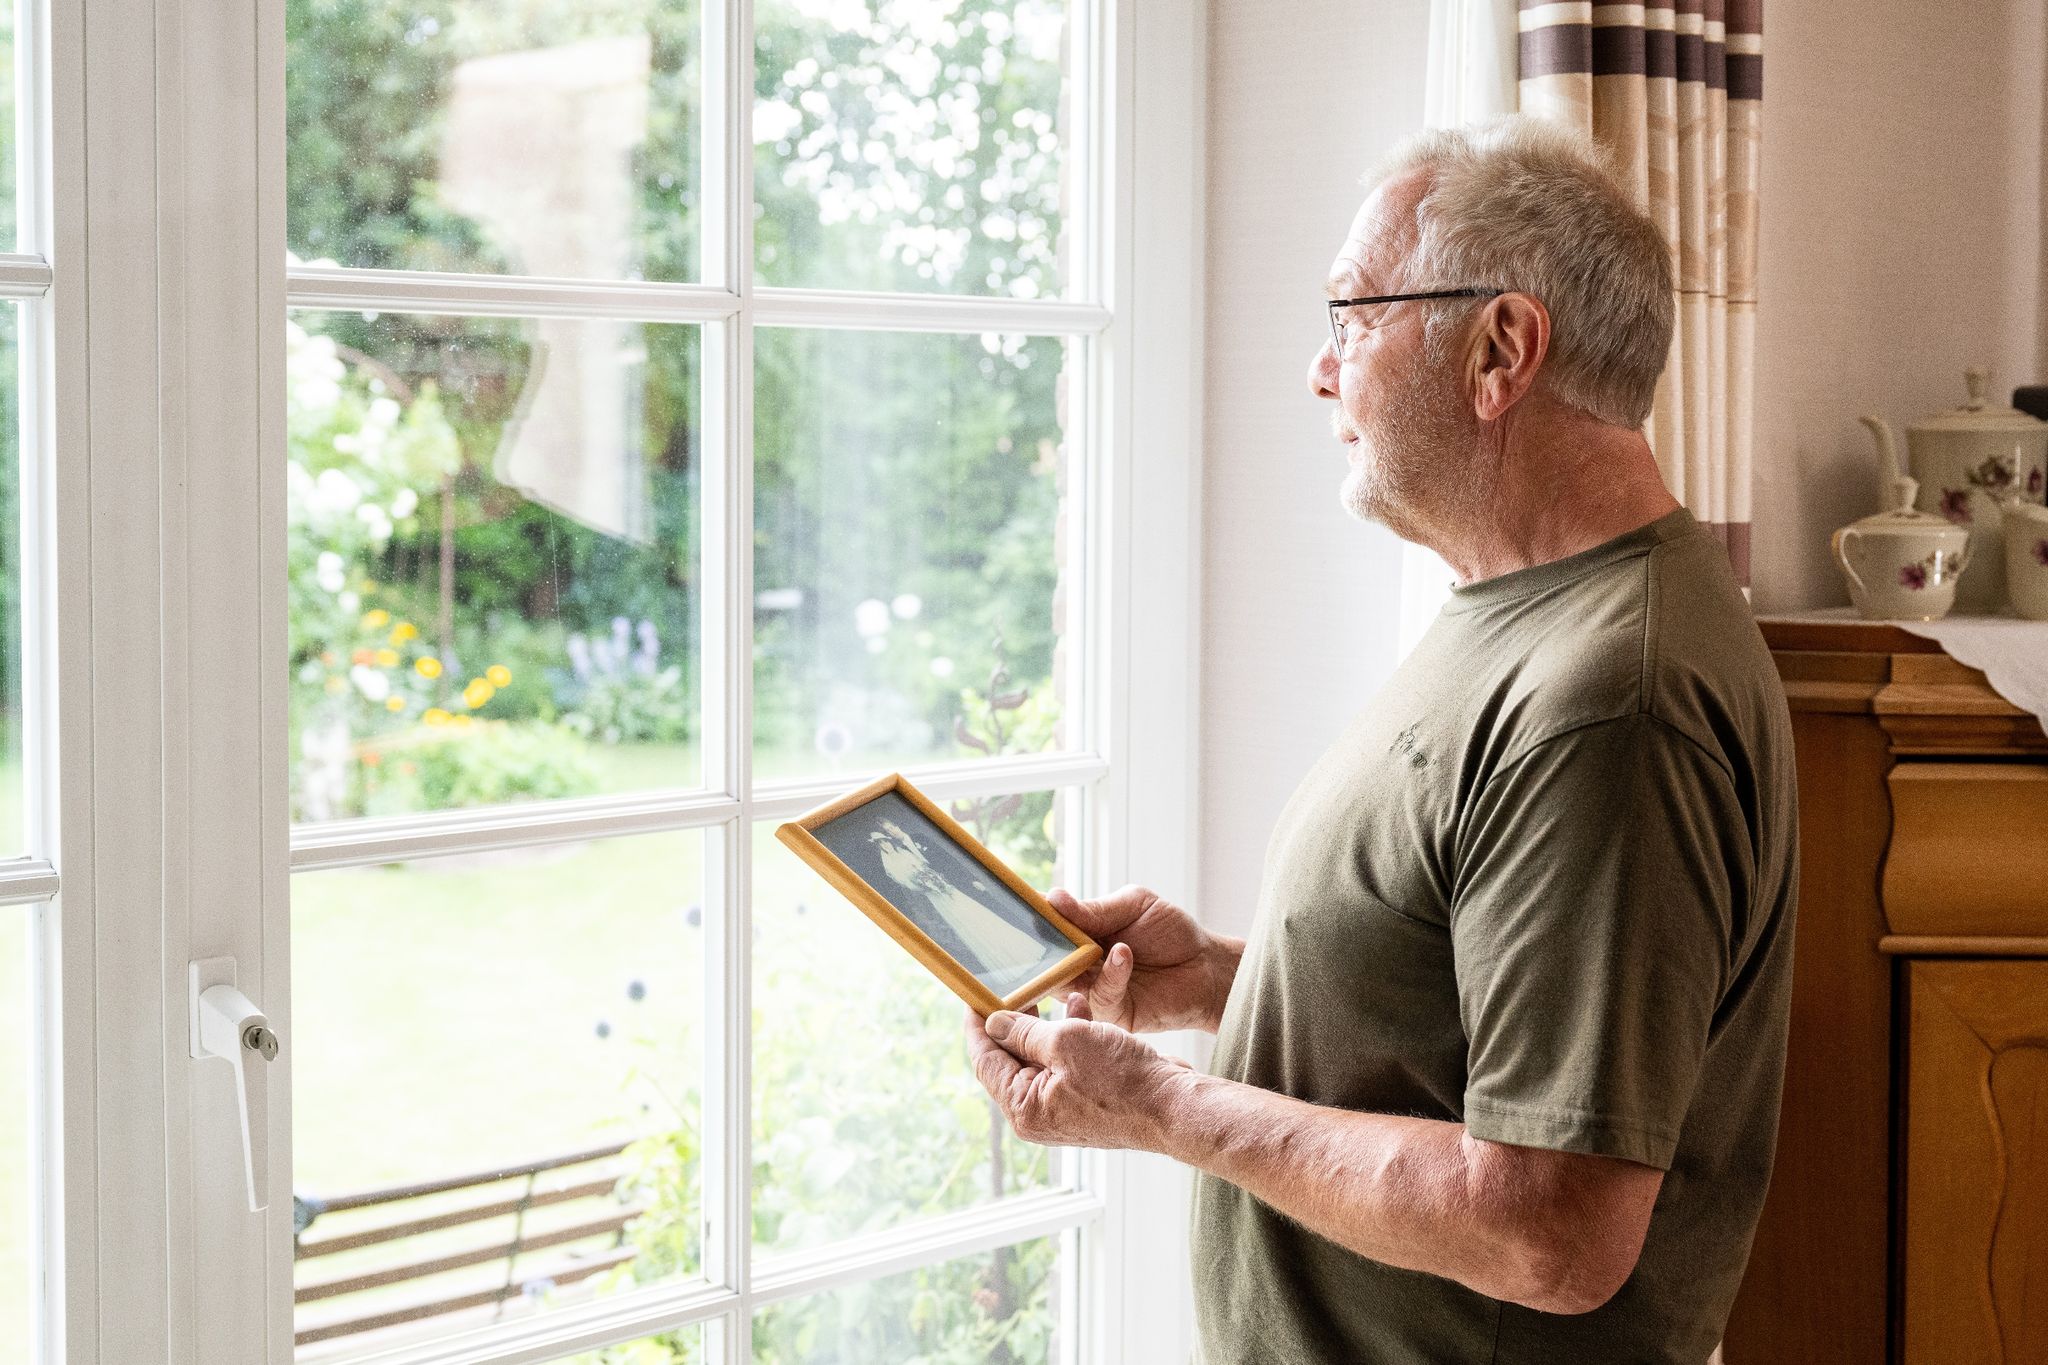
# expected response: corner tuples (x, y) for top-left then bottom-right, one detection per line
(547, 1325), (705, 1363)
(753, 790), (1073, 1255)
(288, 311), (701, 823)
(291, 832), (706, 1353)
(0, 2), (15, 252)
(287, 0), (702, 282)
(0, 911), (31, 1345)
(753, 329), (1068, 778)
(753, 1236), (1063, 1364)
(753, 0), (1070, 297)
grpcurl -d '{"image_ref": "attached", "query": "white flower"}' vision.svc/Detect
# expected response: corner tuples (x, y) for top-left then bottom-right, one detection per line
(391, 487), (419, 519)
(350, 665), (389, 702)
(853, 598), (891, 638)
(315, 468), (362, 514)
(315, 551), (346, 594)
(929, 657), (954, 678)
(891, 593), (922, 620)
(367, 397), (401, 428)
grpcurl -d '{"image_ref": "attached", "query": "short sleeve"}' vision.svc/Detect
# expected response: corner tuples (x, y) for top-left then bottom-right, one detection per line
(1450, 713), (1752, 1170)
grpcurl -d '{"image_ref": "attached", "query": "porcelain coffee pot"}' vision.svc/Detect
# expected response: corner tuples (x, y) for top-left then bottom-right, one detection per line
(1832, 477), (1972, 621)
(1860, 368), (2048, 613)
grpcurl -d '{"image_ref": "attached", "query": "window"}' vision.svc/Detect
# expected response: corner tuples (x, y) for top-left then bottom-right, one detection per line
(280, 0), (1141, 1359)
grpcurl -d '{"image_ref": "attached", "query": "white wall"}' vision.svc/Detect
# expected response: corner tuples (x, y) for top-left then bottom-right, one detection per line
(1749, 0), (2048, 610)
(1198, 2), (1431, 937)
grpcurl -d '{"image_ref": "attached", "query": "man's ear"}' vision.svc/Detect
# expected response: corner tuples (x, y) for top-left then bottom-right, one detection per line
(1470, 292), (1549, 422)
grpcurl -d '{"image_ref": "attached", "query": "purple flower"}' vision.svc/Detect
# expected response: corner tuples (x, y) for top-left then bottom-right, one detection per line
(2034, 538), (2048, 567)
(1899, 563), (1928, 590)
(2030, 467), (2045, 496)
(1940, 489), (1972, 525)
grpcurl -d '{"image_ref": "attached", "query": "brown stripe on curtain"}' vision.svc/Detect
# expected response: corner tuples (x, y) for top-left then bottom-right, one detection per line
(1520, 0), (1762, 587)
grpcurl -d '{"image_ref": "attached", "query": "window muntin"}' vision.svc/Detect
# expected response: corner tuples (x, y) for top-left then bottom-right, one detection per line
(284, 0), (1100, 1357)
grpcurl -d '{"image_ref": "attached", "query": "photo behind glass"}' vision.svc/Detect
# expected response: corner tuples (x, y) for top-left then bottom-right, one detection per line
(753, 788), (1072, 1255)
(291, 831), (706, 1354)
(753, 0), (1070, 298)
(286, 0), (702, 283)
(810, 790), (1074, 994)
(752, 328), (1069, 779)
(287, 310), (702, 823)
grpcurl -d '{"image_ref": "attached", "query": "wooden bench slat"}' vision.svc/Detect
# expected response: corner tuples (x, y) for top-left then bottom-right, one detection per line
(294, 1175), (623, 1261)
(293, 1249), (636, 1345)
(295, 1210), (644, 1304)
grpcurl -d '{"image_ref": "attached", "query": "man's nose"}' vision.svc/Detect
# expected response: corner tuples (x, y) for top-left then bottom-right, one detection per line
(1308, 337), (1341, 400)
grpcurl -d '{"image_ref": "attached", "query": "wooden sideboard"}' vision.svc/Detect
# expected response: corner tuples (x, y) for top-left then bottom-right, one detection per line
(1723, 619), (2048, 1363)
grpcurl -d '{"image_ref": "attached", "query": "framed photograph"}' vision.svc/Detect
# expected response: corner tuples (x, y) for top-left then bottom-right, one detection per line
(776, 773), (1102, 1014)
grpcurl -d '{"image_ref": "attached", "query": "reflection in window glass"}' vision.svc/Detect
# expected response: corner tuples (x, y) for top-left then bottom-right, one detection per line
(0, 911), (31, 1345)
(291, 833), (705, 1353)
(0, 2), (14, 252)
(754, 0), (1069, 297)
(752, 329), (1067, 778)
(286, 311), (701, 822)
(753, 792), (1070, 1255)
(753, 1237), (1062, 1364)
(286, 0), (701, 282)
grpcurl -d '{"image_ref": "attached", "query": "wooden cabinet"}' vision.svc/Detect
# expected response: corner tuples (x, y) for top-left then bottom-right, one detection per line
(1724, 620), (2048, 1364)
(1902, 961), (2048, 1363)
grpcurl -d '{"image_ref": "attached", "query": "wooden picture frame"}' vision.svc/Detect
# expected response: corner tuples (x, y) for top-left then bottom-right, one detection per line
(775, 773), (1102, 1015)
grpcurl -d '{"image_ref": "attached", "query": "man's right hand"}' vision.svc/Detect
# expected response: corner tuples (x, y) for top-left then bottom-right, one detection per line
(1047, 885), (1244, 1036)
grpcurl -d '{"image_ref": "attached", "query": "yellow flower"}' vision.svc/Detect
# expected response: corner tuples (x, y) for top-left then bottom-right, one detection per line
(384, 696), (405, 713)
(452, 713), (474, 728)
(324, 676), (347, 695)
(422, 707), (452, 726)
(486, 664), (512, 687)
(374, 648), (400, 668)
(362, 609), (391, 629)
(414, 657), (443, 679)
(390, 622), (419, 644)
(462, 678), (495, 709)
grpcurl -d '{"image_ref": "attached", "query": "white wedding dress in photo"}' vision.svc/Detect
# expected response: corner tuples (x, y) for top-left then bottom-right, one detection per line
(875, 834), (1061, 993)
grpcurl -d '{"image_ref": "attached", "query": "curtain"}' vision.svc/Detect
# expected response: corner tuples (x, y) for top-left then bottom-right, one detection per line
(1519, 0), (1763, 585)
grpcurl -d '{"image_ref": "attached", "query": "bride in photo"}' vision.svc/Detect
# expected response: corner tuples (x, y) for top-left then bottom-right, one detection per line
(868, 816), (1062, 993)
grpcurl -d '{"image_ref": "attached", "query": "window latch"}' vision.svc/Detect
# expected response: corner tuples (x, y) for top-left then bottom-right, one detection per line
(189, 956), (276, 1212)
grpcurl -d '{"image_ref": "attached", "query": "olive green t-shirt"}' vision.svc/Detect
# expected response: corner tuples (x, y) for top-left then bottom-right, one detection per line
(1190, 508), (1798, 1364)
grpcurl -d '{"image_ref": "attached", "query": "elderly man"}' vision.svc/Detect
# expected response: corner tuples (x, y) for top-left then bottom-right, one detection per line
(966, 115), (1797, 1363)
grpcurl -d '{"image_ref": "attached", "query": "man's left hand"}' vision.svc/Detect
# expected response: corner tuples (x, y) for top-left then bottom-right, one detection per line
(964, 993), (1195, 1152)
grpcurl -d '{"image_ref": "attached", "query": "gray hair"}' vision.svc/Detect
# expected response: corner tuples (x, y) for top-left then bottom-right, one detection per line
(1364, 115), (1674, 429)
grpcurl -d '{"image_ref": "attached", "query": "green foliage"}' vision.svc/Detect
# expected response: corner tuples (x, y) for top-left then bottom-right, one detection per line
(359, 719), (601, 815)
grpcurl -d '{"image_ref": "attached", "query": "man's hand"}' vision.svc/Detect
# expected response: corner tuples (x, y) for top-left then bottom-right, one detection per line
(965, 993), (1194, 1151)
(1048, 885), (1243, 1035)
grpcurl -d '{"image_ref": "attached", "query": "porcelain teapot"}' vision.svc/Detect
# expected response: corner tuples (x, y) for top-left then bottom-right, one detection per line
(1832, 477), (1972, 621)
(1860, 368), (2048, 613)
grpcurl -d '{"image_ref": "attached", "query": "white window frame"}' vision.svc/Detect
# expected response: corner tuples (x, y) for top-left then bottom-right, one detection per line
(36, 0), (1204, 1358)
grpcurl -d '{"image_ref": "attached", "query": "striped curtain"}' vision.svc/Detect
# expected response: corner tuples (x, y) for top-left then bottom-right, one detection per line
(1517, 1), (1762, 585)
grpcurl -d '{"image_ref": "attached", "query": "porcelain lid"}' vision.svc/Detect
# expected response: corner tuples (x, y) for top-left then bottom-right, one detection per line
(1910, 368), (2048, 433)
(1844, 477), (1971, 542)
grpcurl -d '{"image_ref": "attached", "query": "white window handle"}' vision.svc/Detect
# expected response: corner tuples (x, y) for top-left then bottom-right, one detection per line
(189, 957), (276, 1212)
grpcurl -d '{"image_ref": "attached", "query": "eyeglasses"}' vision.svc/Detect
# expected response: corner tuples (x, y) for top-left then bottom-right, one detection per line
(1327, 288), (1504, 355)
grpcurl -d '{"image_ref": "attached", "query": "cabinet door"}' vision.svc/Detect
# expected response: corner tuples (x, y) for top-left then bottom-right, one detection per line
(1903, 960), (2048, 1363)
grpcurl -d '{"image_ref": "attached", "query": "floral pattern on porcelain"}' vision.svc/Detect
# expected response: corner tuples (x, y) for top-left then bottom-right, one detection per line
(1896, 549), (1966, 591)
(1940, 488), (1972, 525)
(1964, 452), (2022, 496)
(2035, 538), (2048, 568)
(2031, 467), (2046, 496)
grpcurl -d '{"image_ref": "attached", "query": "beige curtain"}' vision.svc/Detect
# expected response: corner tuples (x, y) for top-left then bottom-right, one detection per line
(1517, 0), (1762, 585)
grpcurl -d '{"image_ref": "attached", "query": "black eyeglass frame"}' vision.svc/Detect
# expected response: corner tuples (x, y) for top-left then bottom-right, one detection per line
(1327, 287), (1505, 354)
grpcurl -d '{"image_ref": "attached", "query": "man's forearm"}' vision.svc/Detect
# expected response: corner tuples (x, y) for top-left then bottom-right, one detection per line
(1156, 1071), (1612, 1313)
